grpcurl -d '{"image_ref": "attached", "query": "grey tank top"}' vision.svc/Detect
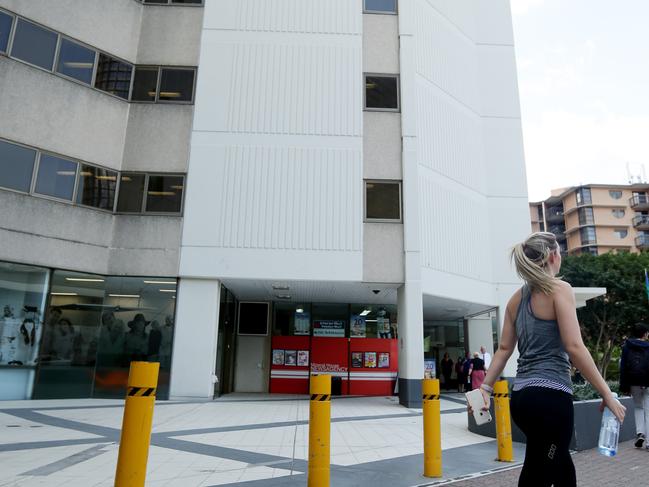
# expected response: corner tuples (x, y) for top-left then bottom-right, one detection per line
(515, 285), (572, 389)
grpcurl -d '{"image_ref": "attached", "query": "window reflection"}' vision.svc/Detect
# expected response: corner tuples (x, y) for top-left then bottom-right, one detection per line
(116, 173), (145, 212)
(76, 164), (117, 210)
(94, 53), (133, 100)
(159, 68), (195, 102)
(10, 18), (58, 70)
(34, 154), (78, 201)
(131, 67), (159, 102)
(145, 175), (184, 213)
(0, 139), (36, 193)
(56, 38), (96, 85)
(0, 11), (12, 53)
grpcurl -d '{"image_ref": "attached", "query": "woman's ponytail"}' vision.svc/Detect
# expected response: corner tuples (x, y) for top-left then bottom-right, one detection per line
(510, 232), (559, 295)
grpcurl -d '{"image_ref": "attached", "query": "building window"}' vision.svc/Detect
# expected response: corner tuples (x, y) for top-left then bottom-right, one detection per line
(34, 154), (78, 201)
(55, 38), (96, 85)
(10, 18), (58, 70)
(131, 67), (159, 102)
(365, 75), (399, 111)
(238, 303), (269, 335)
(578, 207), (594, 225)
(145, 175), (184, 213)
(365, 181), (401, 221)
(614, 229), (628, 239)
(609, 190), (622, 200)
(158, 68), (195, 102)
(364, 0), (397, 13)
(580, 226), (597, 246)
(576, 187), (592, 206)
(142, 0), (203, 4)
(539, 222), (545, 231)
(0, 11), (13, 53)
(582, 246), (598, 256)
(94, 53), (133, 100)
(0, 139), (37, 193)
(612, 209), (625, 219)
(116, 173), (146, 213)
(76, 164), (118, 210)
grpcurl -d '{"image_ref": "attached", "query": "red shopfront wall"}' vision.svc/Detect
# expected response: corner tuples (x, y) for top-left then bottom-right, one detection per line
(269, 336), (310, 394)
(310, 337), (349, 395)
(349, 338), (398, 396)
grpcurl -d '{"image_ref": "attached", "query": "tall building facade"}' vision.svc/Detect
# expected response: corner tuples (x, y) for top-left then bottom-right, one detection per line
(530, 184), (649, 255)
(0, 0), (531, 406)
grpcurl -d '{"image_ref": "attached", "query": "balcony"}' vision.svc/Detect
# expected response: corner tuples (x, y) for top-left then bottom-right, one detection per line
(632, 215), (649, 230)
(629, 194), (649, 211)
(635, 234), (649, 250)
(547, 225), (566, 239)
(545, 209), (565, 223)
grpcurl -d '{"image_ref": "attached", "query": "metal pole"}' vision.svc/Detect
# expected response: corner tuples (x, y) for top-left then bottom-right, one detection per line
(423, 378), (442, 477)
(308, 374), (331, 487)
(494, 380), (514, 462)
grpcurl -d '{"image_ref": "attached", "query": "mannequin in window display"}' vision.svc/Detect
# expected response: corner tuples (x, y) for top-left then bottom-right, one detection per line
(377, 308), (392, 339)
(124, 313), (149, 362)
(97, 311), (125, 367)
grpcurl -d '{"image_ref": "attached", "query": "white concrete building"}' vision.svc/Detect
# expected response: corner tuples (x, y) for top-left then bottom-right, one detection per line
(0, 0), (533, 406)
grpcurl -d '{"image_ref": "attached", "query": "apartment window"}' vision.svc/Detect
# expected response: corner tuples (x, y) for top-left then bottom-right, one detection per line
(146, 175), (184, 213)
(612, 209), (625, 219)
(614, 229), (628, 239)
(578, 207), (594, 226)
(34, 154), (78, 201)
(609, 190), (622, 200)
(0, 139), (36, 192)
(131, 67), (159, 102)
(10, 18), (58, 70)
(159, 68), (195, 102)
(365, 75), (399, 111)
(539, 222), (545, 231)
(0, 11), (13, 53)
(94, 53), (133, 100)
(56, 38), (96, 85)
(365, 181), (401, 221)
(582, 246), (598, 256)
(76, 164), (118, 210)
(537, 205), (543, 221)
(116, 173), (146, 213)
(580, 226), (597, 246)
(576, 187), (592, 205)
(364, 0), (397, 13)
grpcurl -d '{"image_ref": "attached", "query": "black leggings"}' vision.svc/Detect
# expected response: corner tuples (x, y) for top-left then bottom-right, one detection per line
(511, 387), (576, 487)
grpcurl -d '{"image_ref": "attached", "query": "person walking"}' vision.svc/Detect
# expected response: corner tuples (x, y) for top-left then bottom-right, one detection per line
(462, 351), (473, 391)
(455, 355), (466, 393)
(441, 352), (454, 391)
(468, 352), (486, 390)
(620, 322), (649, 450)
(480, 345), (492, 371)
(469, 232), (625, 487)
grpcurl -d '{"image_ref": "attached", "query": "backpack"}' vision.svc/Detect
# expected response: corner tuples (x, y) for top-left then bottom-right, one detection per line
(624, 342), (649, 387)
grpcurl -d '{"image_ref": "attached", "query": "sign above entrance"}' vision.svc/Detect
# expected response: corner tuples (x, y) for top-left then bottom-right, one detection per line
(312, 319), (345, 337)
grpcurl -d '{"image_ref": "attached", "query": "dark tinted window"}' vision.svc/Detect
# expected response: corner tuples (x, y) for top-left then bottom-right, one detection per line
(0, 140), (36, 192)
(366, 181), (400, 220)
(131, 67), (159, 102)
(145, 175), (184, 213)
(56, 38), (96, 85)
(76, 164), (117, 210)
(365, 75), (399, 110)
(35, 154), (78, 200)
(172, 0), (203, 3)
(239, 303), (269, 335)
(10, 18), (58, 70)
(116, 173), (145, 212)
(0, 11), (12, 53)
(159, 68), (195, 102)
(364, 0), (397, 13)
(580, 226), (597, 245)
(95, 54), (133, 99)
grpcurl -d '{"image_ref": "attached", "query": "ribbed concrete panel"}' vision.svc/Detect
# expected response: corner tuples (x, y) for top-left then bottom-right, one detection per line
(205, 0), (361, 34)
(423, 0), (478, 42)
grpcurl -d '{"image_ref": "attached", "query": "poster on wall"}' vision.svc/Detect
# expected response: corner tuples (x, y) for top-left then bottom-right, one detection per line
(272, 349), (285, 365)
(294, 312), (310, 336)
(364, 352), (377, 368)
(285, 350), (297, 366)
(377, 315), (391, 338)
(350, 315), (366, 338)
(351, 352), (363, 368)
(313, 320), (345, 337)
(297, 350), (309, 366)
(424, 359), (436, 379)
(378, 352), (390, 368)
(0, 305), (42, 366)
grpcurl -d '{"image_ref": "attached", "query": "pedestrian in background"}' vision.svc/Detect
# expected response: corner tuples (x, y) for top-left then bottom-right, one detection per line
(620, 322), (649, 450)
(468, 352), (486, 390)
(455, 355), (466, 393)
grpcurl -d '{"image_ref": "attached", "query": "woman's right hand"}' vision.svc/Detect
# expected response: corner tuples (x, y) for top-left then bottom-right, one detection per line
(600, 394), (626, 423)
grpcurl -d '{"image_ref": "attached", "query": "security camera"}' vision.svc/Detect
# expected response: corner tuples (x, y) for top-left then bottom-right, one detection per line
(372, 289), (380, 295)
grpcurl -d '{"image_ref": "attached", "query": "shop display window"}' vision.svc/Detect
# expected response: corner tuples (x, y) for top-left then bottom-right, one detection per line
(350, 304), (398, 339)
(273, 303), (311, 336)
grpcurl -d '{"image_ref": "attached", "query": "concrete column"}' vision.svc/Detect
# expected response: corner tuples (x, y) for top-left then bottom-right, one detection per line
(169, 278), (221, 399)
(397, 279), (424, 408)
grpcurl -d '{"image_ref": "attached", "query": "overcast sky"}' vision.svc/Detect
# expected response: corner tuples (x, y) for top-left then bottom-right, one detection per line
(510, 0), (649, 201)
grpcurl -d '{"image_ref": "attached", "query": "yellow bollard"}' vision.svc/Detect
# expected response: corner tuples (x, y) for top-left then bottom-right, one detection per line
(422, 378), (442, 478)
(308, 374), (331, 487)
(115, 361), (160, 487)
(494, 380), (514, 462)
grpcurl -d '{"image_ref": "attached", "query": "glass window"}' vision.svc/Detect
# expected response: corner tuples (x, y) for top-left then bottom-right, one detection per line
(10, 18), (58, 70)
(580, 226), (597, 246)
(366, 181), (401, 220)
(34, 154), (78, 201)
(581, 246), (598, 256)
(364, 0), (397, 13)
(0, 11), (13, 53)
(94, 53), (133, 100)
(614, 229), (628, 239)
(56, 38), (96, 85)
(145, 175), (184, 213)
(578, 207), (594, 225)
(172, 0), (203, 3)
(143, 0), (169, 3)
(0, 139), (36, 192)
(158, 68), (195, 102)
(576, 187), (592, 205)
(76, 164), (117, 210)
(238, 303), (269, 335)
(609, 190), (622, 200)
(131, 67), (159, 102)
(273, 303), (311, 336)
(612, 209), (625, 219)
(0, 262), (49, 371)
(365, 75), (399, 110)
(350, 304), (397, 339)
(312, 303), (348, 337)
(116, 173), (145, 213)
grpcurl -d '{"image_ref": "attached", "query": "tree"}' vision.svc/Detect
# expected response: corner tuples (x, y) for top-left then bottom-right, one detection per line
(560, 251), (649, 379)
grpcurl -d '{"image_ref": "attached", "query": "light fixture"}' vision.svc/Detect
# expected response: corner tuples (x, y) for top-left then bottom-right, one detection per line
(109, 294), (140, 298)
(158, 91), (181, 98)
(56, 171), (76, 176)
(65, 277), (105, 283)
(147, 191), (175, 196)
(296, 308), (304, 313)
(276, 294), (291, 300)
(121, 176), (132, 182)
(80, 171), (93, 177)
(64, 62), (94, 69)
(159, 289), (176, 293)
(96, 175), (117, 181)
(272, 284), (290, 291)
(51, 292), (78, 296)
(170, 185), (184, 190)
(359, 309), (371, 316)
(143, 280), (177, 285)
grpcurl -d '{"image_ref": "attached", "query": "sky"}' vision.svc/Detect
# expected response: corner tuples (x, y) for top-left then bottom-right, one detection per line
(510, 0), (649, 201)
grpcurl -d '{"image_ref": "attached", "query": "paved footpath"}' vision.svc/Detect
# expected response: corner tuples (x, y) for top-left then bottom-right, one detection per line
(438, 440), (649, 487)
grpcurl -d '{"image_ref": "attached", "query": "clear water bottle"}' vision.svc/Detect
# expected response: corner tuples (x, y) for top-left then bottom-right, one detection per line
(598, 393), (620, 457)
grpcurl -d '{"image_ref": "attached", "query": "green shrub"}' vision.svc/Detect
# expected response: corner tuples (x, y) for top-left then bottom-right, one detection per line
(572, 381), (622, 402)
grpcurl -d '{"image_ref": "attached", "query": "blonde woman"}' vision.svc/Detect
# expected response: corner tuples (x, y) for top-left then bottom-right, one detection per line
(471, 232), (626, 487)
